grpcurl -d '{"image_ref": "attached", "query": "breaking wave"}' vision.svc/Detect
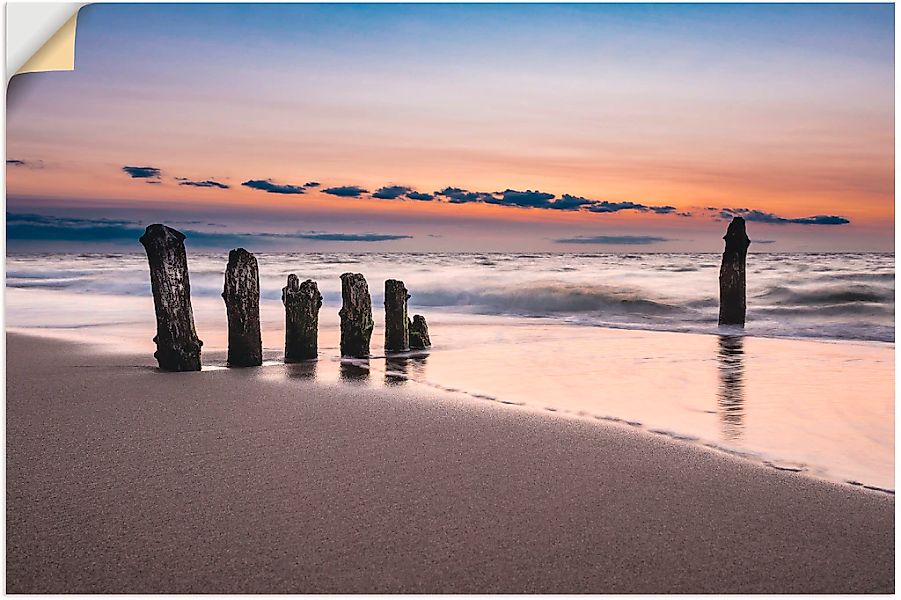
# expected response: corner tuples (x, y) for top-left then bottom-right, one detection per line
(6, 251), (894, 342)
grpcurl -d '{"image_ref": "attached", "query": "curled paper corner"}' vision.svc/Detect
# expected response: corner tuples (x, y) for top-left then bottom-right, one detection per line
(10, 4), (84, 78)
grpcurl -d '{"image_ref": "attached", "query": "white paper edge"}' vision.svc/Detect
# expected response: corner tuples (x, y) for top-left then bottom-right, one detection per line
(6, 2), (84, 80)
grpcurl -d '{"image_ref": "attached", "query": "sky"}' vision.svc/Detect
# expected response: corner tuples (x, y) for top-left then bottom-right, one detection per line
(6, 3), (895, 252)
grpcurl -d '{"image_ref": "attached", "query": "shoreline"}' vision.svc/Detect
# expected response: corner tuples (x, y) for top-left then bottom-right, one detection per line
(7, 320), (895, 495)
(6, 332), (894, 593)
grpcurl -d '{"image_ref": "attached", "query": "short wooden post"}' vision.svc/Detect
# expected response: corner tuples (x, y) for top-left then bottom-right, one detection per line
(384, 279), (410, 352)
(409, 314), (431, 350)
(282, 274), (322, 361)
(339, 273), (374, 358)
(718, 217), (751, 326)
(222, 248), (262, 367)
(139, 224), (203, 371)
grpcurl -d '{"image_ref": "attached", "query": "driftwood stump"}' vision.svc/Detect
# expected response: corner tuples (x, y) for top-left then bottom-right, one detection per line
(222, 248), (262, 367)
(339, 273), (374, 358)
(384, 279), (410, 352)
(718, 217), (751, 326)
(139, 224), (203, 371)
(409, 314), (431, 350)
(282, 274), (322, 361)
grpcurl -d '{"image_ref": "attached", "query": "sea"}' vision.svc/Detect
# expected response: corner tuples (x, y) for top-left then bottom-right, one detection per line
(6, 251), (896, 490)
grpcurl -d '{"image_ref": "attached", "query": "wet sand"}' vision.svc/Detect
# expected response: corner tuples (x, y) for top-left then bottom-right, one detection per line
(6, 333), (894, 593)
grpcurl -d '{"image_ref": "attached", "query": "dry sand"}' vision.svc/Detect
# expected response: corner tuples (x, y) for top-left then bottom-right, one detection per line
(6, 333), (894, 593)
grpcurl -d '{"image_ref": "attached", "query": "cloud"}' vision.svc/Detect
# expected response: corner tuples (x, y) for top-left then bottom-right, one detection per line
(297, 232), (412, 242)
(550, 194), (597, 211)
(304, 181), (320, 188)
(489, 189), (556, 208)
(554, 235), (672, 245)
(178, 179), (230, 189)
(718, 207), (850, 225)
(791, 215), (850, 225)
(122, 166), (161, 179)
(406, 191), (434, 201)
(586, 200), (653, 213)
(371, 186), (435, 201)
(322, 185), (369, 198)
(429, 187), (677, 214)
(8, 213), (137, 227)
(433, 187), (495, 204)
(372, 185), (411, 200)
(676, 211), (693, 217)
(7, 212), (148, 244)
(6, 212), (411, 247)
(754, 240), (777, 244)
(7, 158), (45, 169)
(241, 179), (305, 194)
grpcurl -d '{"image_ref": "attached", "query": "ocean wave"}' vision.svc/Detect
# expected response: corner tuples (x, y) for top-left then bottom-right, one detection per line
(412, 282), (680, 316)
(756, 284), (893, 305)
(5, 252), (894, 343)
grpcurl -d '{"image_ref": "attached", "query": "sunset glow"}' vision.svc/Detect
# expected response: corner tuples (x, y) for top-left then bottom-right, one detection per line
(7, 3), (894, 251)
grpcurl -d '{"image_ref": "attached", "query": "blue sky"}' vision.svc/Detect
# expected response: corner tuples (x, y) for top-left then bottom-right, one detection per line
(7, 3), (895, 251)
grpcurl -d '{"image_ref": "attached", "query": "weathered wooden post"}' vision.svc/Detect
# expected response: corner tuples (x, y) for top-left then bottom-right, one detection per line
(282, 274), (322, 361)
(384, 279), (410, 353)
(139, 224), (203, 371)
(409, 314), (431, 350)
(718, 217), (751, 326)
(222, 248), (262, 367)
(339, 272), (374, 358)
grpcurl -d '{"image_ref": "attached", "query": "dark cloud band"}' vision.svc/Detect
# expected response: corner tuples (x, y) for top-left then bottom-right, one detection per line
(554, 235), (671, 245)
(6, 212), (412, 247)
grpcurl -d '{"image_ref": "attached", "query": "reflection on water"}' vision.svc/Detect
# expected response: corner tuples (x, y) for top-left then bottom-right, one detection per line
(384, 355), (429, 386)
(717, 335), (746, 440)
(340, 359), (370, 382)
(385, 357), (409, 385)
(285, 360), (317, 380)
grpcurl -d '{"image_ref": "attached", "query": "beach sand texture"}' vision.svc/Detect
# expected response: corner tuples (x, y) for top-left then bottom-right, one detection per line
(6, 333), (894, 593)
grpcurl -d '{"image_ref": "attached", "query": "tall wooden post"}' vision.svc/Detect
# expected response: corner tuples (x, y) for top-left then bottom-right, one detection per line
(339, 273), (374, 358)
(384, 279), (410, 352)
(222, 248), (262, 367)
(282, 274), (322, 361)
(139, 224), (203, 371)
(718, 217), (751, 326)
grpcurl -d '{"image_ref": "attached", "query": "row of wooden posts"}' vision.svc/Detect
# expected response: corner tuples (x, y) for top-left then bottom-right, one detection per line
(139, 224), (431, 372)
(140, 216), (751, 373)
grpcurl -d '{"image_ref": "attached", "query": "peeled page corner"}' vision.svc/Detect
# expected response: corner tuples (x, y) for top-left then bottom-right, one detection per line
(12, 6), (82, 77)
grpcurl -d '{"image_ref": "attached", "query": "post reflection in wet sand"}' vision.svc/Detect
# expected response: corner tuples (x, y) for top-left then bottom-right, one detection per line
(285, 360), (317, 380)
(385, 357), (409, 386)
(340, 359), (370, 383)
(717, 335), (746, 440)
(384, 355), (429, 386)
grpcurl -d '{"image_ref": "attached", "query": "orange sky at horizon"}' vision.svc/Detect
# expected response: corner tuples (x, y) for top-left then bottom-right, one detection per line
(5, 3), (895, 251)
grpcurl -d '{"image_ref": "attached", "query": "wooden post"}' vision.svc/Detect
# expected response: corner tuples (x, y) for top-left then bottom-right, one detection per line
(718, 217), (751, 326)
(409, 314), (431, 350)
(139, 224), (203, 371)
(282, 274), (322, 362)
(384, 279), (410, 353)
(222, 248), (262, 367)
(339, 273), (374, 358)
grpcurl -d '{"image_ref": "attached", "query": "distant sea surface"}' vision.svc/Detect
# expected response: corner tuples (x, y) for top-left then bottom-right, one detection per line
(6, 252), (894, 343)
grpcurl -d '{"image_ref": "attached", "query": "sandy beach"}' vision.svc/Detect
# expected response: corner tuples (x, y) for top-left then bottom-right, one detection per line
(6, 332), (894, 593)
